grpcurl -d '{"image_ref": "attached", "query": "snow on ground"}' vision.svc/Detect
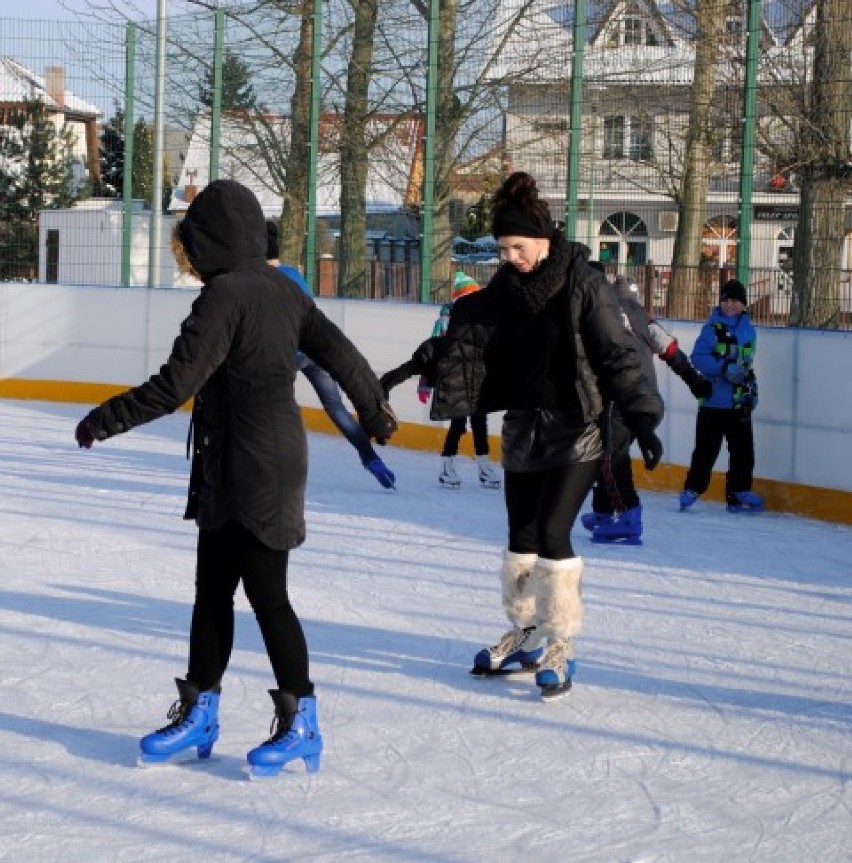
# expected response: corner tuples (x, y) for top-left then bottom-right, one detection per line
(0, 399), (850, 863)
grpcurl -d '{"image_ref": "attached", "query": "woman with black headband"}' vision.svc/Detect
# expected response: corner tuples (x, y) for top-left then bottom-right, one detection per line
(381, 171), (663, 700)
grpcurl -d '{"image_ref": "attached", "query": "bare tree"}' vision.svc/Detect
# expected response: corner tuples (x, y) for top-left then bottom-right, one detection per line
(666, 0), (727, 319)
(789, 0), (852, 327)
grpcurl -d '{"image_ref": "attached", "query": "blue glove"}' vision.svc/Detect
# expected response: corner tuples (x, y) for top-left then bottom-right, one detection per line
(724, 363), (747, 385)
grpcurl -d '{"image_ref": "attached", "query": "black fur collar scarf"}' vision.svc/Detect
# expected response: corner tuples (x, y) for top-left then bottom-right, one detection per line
(496, 232), (572, 314)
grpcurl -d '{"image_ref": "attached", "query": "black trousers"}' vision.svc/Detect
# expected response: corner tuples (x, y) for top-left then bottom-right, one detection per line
(441, 414), (489, 457)
(684, 406), (755, 498)
(505, 461), (601, 560)
(590, 408), (639, 514)
(187, 521), (313, 698)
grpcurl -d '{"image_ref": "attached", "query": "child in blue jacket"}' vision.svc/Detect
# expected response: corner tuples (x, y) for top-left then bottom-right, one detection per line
(680, 279), (763, 513)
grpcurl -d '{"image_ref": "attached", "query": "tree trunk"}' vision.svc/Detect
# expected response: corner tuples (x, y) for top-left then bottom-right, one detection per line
(789, 0), (851, 328)
(279, 3), (313, 269)
(427, 0), (459, 302)
(338, 0), (379, 298)
(668, 0), (725, 319)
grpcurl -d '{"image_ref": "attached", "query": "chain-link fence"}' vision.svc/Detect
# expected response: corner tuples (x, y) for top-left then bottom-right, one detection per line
(1, 2), (850, 328)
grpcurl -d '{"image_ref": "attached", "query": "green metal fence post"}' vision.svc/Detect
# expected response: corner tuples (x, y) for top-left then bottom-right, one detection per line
(121, 22), (136, 286)
(305, 0), (323, 292)
(564, 0), (587, 240)
(736, 0), (762, 284)
(419, 0), (439, 304)
(209, 8), (225, 182)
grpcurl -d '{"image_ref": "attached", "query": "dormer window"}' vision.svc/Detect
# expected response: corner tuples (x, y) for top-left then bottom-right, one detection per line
(605, 13), (659, 47)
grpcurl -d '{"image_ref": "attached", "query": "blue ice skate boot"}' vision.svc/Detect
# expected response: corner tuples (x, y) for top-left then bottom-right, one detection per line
(581, 510), (613, 532)
(247, 691), (323, 779)
(471, 626), (544, 676)
(726, 490), (764, 513)
(364, 456), (396, 489)
(592, 505), (642, 545)
(535, 641), (577, 702)
(679, 489), (699, 511)
(138, 678), (220, 766)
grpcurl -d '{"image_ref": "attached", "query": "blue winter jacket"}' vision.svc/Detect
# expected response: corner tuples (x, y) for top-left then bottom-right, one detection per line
(690, 307), (757, 410)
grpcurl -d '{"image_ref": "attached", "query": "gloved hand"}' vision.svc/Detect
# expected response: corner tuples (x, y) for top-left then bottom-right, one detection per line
(75, 418), (95, 449)
(359, 401), (398, 445)
(417, 376), (432, 404)
(666, 349), (713, 400)
(634, 424), (663, 471)
(724, 363), (747, 385)
(379, 361), (416, 400)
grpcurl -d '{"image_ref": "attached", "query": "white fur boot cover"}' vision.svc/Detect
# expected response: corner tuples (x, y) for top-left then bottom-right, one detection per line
(500, 550), (539, 628)
(533, 557), (584, 642)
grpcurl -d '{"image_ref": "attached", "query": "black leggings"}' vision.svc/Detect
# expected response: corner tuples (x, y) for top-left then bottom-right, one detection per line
(504, 461), (601, 559)
(441, 414), (490, 457)
(188, 521), (313, 697)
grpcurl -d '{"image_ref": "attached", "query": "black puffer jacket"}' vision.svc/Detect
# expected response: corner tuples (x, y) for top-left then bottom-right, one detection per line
(427, 234), (662, 471)
(82, 179), (387, 549)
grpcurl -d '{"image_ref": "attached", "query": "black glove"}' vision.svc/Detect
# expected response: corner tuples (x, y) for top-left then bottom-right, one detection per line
(75, 418), (95, 449)
(379, 361), (416, 400)
(359, 401), (399, 445)
(666, 349), (713, 400)
(634, 424), (663, 471)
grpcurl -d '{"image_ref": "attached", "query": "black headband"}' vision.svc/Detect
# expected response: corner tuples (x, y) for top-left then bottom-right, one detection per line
(491, 206), (553, 240)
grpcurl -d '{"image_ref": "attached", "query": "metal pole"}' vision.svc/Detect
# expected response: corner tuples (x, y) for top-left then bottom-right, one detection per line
(148, 0), (167, 288)
(209, 8), (225, 182)
(121, 22), (136, 286)
(305, 0), (323, 291)
(419, 0), (439, 303)
(736, 0), (761, 284)
(564, 0), (587, 240)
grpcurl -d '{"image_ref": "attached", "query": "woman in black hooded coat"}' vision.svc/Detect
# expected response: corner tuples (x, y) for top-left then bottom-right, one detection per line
(381, 172), (662, 700)
(75, 179), (396, 775)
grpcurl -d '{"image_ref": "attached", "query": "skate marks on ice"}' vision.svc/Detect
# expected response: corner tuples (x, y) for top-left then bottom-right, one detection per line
(0, 401), (850, 861)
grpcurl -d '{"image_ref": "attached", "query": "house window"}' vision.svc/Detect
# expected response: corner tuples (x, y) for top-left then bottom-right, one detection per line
(623, 16), (643, 45)
(598, 212), (648, 266)
(603, 115), (653, 162)
(701, 216), (738, 267)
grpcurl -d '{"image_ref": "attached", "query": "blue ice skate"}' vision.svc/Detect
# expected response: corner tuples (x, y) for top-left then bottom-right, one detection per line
(535, 642), (577, 702)
(726, 491), (764, 513)
(138, 678), (220, 766)
(679, 489), (699, 511)
(471, 626), (544, 676)
(247, 691), (323, 779)
(581, 511), (612, 532)
(364, 456), (396, 489)
(592, 505), (642, 545)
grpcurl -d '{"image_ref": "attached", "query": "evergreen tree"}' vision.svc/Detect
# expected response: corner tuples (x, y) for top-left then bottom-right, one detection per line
(0, 99), (77, 279)
(131, 119), (154, 207)
(198, 50), (258, 111)
(95, 104), (125, 198)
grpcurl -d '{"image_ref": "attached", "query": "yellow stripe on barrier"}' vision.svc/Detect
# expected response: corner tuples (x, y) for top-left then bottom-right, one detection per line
(3, 380), (850, 526)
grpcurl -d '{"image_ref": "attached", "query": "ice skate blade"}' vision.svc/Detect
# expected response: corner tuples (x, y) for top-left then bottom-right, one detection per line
(539, 680), (573, 702)
(470, 662), (539, 678)
(591, 535), (642, 546)
(439, 482), (461, 490)
(479, 479), (501, 490)
(726, 504), (764, 514)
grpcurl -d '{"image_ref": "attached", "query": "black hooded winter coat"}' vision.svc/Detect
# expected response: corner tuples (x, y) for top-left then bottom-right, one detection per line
(419, 234), (663, 471)
(82, 179), (388, 549)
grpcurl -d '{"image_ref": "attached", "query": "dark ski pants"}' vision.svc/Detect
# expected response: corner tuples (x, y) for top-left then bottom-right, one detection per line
(590, 406), (640, 514)
(505, 461), (601, 560)
(684, 406), (755, 498)
(187, 521), (313, 698)
(441, 414), (490, 457)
